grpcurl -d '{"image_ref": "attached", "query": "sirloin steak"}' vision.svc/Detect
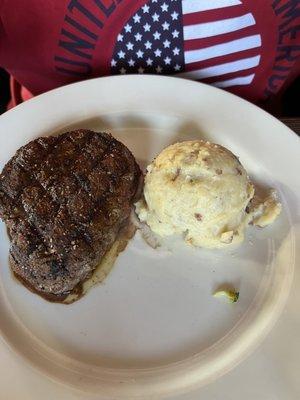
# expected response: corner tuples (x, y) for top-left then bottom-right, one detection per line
(0, 130), (141, 301)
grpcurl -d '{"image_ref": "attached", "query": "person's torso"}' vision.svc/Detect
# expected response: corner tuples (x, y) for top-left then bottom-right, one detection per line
(0, 0), (299, 103)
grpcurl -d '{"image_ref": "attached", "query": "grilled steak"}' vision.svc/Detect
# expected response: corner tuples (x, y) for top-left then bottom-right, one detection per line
(0, 129), (141, 301)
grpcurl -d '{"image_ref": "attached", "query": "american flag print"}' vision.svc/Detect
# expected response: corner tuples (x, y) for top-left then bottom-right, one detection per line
(111, 0), (262, 89)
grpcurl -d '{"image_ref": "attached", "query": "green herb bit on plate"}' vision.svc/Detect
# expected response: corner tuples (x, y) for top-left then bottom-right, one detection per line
(213, 290), (239, 303)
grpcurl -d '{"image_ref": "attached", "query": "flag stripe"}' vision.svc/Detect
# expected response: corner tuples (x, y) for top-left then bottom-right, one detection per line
(178, 55), (260, 79)
(183, 3), (251, 26)
(183, 13), (255, 40)
(182, 0), (242, 15)
(184, 47), (260, 71)
(184, 24), (260, 52)
(184, 34), (261, 64)
(211, 73), (255, 88)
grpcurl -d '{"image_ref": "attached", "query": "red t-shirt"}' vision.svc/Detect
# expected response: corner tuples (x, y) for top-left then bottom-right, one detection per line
(0, 0), (299, 106)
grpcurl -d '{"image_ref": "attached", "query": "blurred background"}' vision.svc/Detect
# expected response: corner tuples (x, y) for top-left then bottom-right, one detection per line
(0, 69), (10, 115)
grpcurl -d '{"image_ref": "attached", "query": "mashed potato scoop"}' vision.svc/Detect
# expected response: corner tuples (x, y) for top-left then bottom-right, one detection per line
(136, 140), (281, 249)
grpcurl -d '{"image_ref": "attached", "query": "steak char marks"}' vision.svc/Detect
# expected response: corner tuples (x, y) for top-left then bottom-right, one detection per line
(0, 130), (141, 301)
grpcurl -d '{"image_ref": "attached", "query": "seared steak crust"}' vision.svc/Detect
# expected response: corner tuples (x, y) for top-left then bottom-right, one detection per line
(0, 130), (141, 300)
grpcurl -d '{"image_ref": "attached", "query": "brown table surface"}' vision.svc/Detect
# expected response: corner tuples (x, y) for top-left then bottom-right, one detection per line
(280, 117), (300, 135)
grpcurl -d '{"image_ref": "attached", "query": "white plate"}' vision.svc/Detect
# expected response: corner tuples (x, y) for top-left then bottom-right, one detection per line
(0, 76), (298, 399)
